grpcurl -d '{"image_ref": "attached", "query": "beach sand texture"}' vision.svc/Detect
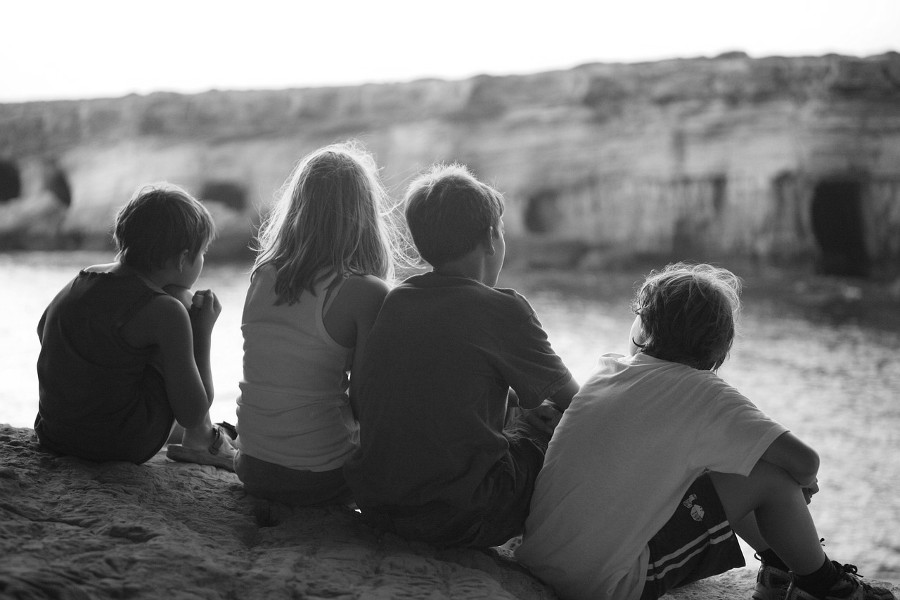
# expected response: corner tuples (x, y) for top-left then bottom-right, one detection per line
(2, 424), (897, 599)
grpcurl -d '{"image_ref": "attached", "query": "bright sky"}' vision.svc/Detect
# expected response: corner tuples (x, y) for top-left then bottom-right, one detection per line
(1, 0), (897, 103)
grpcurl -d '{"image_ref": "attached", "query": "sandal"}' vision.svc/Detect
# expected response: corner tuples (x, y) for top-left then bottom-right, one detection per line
(166, 425), (235, 471)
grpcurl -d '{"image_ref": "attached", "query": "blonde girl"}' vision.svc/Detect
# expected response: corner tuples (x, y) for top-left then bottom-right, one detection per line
(234, 141), (399, 505)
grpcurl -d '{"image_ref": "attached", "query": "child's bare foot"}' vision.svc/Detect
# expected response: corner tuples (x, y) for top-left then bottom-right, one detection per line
(166, 424), (237, 471)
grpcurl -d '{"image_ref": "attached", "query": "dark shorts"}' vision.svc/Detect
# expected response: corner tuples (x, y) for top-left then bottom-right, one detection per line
(360, 416), (549, 549)
(234, 450), (353, 507)
(639, 473), (746, 600)
(35, 365), (174, 465)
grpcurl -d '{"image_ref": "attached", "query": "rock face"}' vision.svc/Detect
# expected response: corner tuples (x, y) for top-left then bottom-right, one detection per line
(1, 425), (898, 599)
(0, 425), (553, 599)
(1, 53), (900, 274)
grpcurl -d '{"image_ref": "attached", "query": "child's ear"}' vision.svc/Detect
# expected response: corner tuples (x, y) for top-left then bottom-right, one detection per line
(484, 227), (496, 255)
(628, 315), (648, 355)
(176, 249), (190, 272)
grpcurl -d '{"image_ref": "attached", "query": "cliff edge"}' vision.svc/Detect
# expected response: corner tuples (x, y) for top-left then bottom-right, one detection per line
(1, 425), (896, 599)
(3, 53), (900, 271)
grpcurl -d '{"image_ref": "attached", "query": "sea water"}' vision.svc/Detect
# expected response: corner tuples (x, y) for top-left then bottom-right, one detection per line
(2, 251), (898, 584)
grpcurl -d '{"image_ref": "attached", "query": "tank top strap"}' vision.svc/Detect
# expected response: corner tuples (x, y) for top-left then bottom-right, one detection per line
(321, 272), (351, 316)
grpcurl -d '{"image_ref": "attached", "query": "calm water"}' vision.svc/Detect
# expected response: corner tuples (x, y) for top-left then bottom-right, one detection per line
(2, 251), (899, 583)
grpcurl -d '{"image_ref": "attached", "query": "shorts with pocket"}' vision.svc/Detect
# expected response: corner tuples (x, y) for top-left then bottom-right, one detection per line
(639, 473), (746, 600)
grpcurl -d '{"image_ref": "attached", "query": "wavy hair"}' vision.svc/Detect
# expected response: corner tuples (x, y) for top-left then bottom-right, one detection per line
(631, 263), (742, 371)
(252, 141), (400, 304)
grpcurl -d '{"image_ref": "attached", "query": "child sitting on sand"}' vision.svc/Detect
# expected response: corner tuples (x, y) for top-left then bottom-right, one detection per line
(343, 163), (578, 547)
(35, 183), (236, 469)
(234, 141), (402, 505)
(517, 263), (895, 600)
(516, 263), (894, 600)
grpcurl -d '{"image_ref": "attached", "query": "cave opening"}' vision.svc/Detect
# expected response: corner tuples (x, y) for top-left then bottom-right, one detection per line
(810, 179), (870, 277)
(523, 189), (562, 234)
(0, 159), (22, 203)
(45, 165), (72, 207)
(711, 175), (727, 214)
(199, 181), (247, 211)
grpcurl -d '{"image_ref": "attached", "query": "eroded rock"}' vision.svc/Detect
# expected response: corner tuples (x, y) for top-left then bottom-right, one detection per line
(2, 425), (897, 599)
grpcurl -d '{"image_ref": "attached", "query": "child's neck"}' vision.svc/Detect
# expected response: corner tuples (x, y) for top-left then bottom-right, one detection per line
(113, 260), (176, 291)
(434, 253), (490, 285)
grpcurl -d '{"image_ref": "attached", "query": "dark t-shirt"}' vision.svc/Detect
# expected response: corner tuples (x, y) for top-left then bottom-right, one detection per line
(343, 272), (573, 511)
(34, 270), (174, 464)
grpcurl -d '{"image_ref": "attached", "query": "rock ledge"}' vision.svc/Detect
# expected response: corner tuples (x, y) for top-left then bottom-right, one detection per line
(2, 425), (895, 599)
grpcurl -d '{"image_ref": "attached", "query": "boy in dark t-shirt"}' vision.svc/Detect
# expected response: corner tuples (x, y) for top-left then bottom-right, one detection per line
(343, 163), (578, 548)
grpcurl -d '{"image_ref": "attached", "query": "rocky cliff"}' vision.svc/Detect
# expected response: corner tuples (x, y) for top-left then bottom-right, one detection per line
(1, 53), (900, 274)
(7, 424), (896, 600)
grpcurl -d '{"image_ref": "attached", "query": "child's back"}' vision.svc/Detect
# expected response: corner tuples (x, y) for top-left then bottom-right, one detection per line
(36, 268), (172, 463)
(345, 270), (565, 510)
(233, 142), (396, 506)
(343, 164), (578, 548)
(35, 183), (235, 470)
(518, 263), (896, 600)
(518, 351), (784, 599)
(237, 266), (361, 471)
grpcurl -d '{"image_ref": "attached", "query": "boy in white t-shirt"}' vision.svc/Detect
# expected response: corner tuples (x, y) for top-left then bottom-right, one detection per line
(517, 263), (894, 600)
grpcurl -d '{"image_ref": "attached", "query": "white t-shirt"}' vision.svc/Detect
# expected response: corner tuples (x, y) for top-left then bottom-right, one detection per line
(236, 267), (358, 471)
(516, 353), (788, 600)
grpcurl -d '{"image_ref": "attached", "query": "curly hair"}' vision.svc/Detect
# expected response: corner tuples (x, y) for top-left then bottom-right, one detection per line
(631, 263), (742, 371)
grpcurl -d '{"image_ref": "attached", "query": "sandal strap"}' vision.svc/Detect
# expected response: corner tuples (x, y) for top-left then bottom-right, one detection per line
(208, 426), (224, 455)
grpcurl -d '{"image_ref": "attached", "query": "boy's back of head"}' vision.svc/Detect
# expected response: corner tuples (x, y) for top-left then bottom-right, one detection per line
(632, 263), (742, 371)
(404, 164), (504, 268)
(114, 183), (215, 272)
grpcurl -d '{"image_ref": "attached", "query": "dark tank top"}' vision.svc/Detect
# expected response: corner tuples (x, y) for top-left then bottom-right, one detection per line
(34, 270), (174, 463)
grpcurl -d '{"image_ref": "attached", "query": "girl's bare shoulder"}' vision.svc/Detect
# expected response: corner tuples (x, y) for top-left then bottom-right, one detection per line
(346, 274), (391, 294)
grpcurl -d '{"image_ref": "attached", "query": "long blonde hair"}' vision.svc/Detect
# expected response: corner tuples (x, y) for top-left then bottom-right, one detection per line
(253, 141), (398, 304)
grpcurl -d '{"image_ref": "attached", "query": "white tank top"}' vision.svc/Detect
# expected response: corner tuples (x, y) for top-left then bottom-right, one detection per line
(236, 266), (357, 471)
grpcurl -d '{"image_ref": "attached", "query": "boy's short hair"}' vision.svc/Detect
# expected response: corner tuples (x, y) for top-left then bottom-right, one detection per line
(404, 164), (504, 268)
(114, 183), (215, 271)
(632, 263), (742, 371)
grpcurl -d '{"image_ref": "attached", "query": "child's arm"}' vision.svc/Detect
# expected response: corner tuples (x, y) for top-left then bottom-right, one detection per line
(323, 275), (390, 418)
(188, 290), (220, 405)
(547, 377), (580, 411)
(523, 377), (580, 435)
(162, 285), (218, 402)
(123, 292), (219, 428)
(758, 431), (820, 488)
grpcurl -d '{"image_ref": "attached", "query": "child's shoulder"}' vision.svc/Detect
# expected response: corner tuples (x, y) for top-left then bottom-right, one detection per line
(340, 273), (389, 302)
(491, 285), (538, 315)
(326, 274), (390, 320)
(119, 292), (190, 348)
(82, 262), (118, 274)
(128, 292), (188, 324)
(346, 273), (391, 294)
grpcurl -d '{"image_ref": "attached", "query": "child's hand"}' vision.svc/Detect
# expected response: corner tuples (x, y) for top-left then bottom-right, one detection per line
(189, 289), (221, 334)
(523, 400), (564, 436)
(802, 480), (819, 505)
